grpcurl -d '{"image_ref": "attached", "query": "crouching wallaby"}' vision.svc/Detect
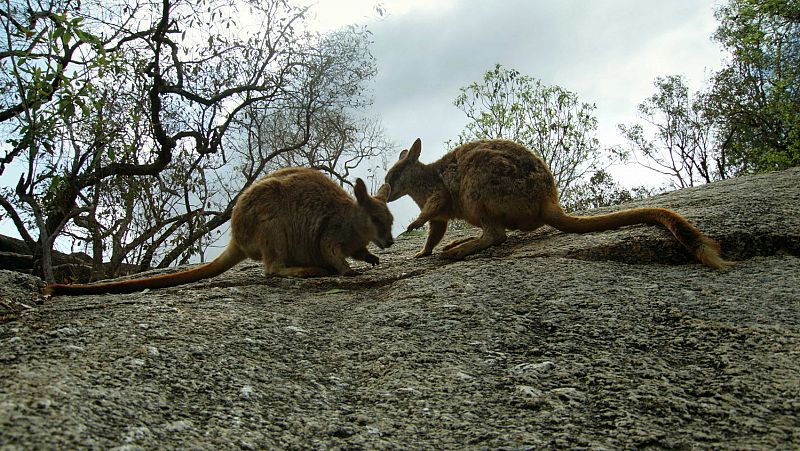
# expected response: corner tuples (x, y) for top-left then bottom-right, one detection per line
(385, 138), (730, 268)
(45, 167), (394, 296)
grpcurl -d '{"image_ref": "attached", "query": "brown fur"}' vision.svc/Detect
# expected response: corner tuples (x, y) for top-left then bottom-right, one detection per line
(44, 167), (394, 296)
(385, 138), (730, 268)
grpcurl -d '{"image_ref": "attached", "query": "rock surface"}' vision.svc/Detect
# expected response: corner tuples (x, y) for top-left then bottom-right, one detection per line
(1, 168), (799, 449)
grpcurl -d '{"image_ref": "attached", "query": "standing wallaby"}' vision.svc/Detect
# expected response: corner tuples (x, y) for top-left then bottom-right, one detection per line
(45, 167), (395, 296)
(385, 138), (730, 268)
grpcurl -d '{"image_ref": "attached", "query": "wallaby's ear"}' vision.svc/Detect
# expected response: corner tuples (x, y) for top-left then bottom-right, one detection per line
(397, 138), (422, 162)
(375, 183), (392, 202)
(408, 138), (422, 161)
(354, 178), (369, 205)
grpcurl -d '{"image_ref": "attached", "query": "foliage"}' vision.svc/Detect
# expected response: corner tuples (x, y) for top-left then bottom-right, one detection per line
(622, 0), (799, 185)
(1, 0), (118, 280)
(705, 0), (800, 173)
(618, 75), (730, 189)
(453, 65), (604, 204)
(447, 219), (474, 231)
(561, 170), (653, 212)
(242, 26), (393, 189)
(0, 0), (389, 281)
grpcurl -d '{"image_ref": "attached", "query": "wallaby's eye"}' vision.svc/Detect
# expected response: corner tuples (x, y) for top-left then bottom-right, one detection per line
(372, 211), (391, 231)
(374, 217), (387, 230)
(386, 164), (406, 186)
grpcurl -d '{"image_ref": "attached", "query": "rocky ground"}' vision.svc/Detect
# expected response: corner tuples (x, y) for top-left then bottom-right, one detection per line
(1, 168), (799, 449)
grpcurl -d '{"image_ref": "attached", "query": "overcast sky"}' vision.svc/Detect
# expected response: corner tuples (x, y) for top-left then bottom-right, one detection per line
(300, 0), (726, 230)
(0, 0), (727, 248)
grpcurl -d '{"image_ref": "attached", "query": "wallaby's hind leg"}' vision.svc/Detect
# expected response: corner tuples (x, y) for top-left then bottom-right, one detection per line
(264, 258), (335, 278)
(441, 225), (507, 260)
(442, 236), (476, 251)
(322, 246), (359, 276)
(260, 242), (337, 278)
(415, 220), (448, 258)
(274, 266), (335, 278)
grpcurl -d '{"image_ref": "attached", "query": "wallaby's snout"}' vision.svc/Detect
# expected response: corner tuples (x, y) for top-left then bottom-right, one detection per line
(355, 179), (395, 249)
(384, 139), (423, 202)
(373, 216), (394, 249)
(387, 191), (403, 202)
(376, 235), (394, 249)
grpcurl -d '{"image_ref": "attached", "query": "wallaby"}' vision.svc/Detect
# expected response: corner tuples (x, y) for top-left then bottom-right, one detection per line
(385, 138), (730, 268)
(45, 167), (395, 296)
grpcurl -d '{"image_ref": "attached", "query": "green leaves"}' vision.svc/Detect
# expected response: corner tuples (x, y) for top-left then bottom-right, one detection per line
(620, 75), (723, 188)
(707, 0), (800, 174)
(453, 64), (602, 204)
(620, 0), (799, 186)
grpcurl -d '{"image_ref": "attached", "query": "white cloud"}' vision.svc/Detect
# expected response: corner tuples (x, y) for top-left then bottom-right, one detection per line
(0, 0), (728, 246)
(299, 0), (457, 32)
(345, 0), (725, 227)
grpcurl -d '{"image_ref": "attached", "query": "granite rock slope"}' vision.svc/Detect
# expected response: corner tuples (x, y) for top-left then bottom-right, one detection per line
(1, 168), (798, 449)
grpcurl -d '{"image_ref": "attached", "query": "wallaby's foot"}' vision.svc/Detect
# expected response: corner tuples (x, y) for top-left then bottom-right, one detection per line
(352, 248), (380, 266)
(413, 249), (432, 258)
(442, 236), (475, 251)
(441, 227), (506, 260)
(441, 245), (474, 260)
(363, 253), (379, 266)
(407, 218), (426, 231)
(276, 266), (334, 278)
(328, 256), (359, 276)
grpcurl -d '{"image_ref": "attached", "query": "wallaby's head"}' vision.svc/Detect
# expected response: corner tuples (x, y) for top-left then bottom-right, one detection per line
(384, 138), (423, 202)
(354, 178), (394, 249)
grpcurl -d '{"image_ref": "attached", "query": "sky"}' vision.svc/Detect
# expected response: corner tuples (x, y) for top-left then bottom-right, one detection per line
(298, 0), (726, 231)
(0, 0), (727, 250)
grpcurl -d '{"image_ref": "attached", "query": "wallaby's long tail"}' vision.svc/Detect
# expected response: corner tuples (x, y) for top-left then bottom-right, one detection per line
(541, 201), (731, 269)
(44, 244), (247, 296)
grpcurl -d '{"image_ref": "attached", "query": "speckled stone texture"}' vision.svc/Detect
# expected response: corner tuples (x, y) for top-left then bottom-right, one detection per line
(1, 168), (798, 449)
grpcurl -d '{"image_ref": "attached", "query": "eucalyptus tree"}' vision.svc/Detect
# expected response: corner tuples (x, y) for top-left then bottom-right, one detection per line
(619, 0), (799, 188)
(706, 0), (799, 173)
(454, 64), (604, 204)
(618, 75), (726, 189)
(1, 0), (389, 281)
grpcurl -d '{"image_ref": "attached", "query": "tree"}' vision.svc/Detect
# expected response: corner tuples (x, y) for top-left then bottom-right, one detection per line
(1, 0), (389, 282)
(453, 65), (604, 204)
(561, 170), (654, 212)
(619, 0), (798, 187)
(1, 0), (118, 281)
(239, 27), (393, 189)
(618, 75), (729, 189)
(705, 0), (799, 173)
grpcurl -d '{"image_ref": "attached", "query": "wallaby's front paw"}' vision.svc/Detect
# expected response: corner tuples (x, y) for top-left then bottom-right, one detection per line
(406, 219), (425, 231)
(413, 249), (432, 258)
(364, 253), (380, 266)
(341, 268), (359, 277)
